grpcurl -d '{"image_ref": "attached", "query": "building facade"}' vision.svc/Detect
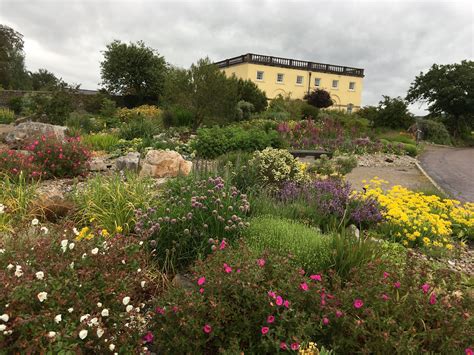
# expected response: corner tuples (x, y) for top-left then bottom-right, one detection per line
(216, 53), (364, 113)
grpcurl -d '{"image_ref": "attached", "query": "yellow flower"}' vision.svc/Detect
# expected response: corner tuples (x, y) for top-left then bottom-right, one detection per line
(101, 229), (110, 237)
(115, 226), (123, 233)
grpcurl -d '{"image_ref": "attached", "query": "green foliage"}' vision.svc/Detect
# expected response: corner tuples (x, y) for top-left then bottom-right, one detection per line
(192, 125), (284, 159)
(304, 88), (333, 108)
(118, 115), (159, 140)
(267, 95), (310, 120)
(235, 100), (254, 121)
(301, 103), (320, 119)
(81, 133), (120, 152)
(72, 172), (155, 233)
(372, 96), (414, 129)
(246, 215), (332, 273)
(309, 154), (358, 176)
(0, 107), (15, 123)
(162, 106), (194, 128)
(0, 24), (30, 90)
(65, 112), (102, 134)
(234, 77), (268, 112)
(378, 131), (416, 145)
(29, 68), (59, 90)
(406, 60), (474, 136)
(7, 96), (23, 114)
(401, 143), (418, 156)
(416, 118), (451, 145)
(100, 40), (166, 102)
(99, 97), (117, 117)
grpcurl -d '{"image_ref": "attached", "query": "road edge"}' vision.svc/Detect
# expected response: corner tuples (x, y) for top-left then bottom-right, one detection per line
(414, 160), (449, 197)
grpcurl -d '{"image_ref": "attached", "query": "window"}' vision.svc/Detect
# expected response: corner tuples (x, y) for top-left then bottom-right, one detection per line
(256, 71), (264, 81)
(277, 73), (284, 83)
(314, 78), (321, 87)
(332, 80), (339, 89)
(349, 82), (356, 91)
(347, 103), (354, 114)
(296, 75), (304, 85)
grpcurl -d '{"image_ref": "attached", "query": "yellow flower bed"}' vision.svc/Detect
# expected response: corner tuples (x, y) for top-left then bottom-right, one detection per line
(361, 178), (474, 249)
(116, 104), (162, 121)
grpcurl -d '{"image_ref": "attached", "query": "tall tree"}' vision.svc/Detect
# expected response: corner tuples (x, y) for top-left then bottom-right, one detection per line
(406, 61), (474, 136)
(373, 96), (414, 129)
(0, 24), (30, 89)
(231, 77), (267, 112)
(30, 68), (60, 90)
(304, 88), (333, 108)
(100, 40), (167, 103)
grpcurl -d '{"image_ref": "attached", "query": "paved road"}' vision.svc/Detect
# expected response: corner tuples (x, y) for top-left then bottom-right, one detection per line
(419, 146), (474, 202)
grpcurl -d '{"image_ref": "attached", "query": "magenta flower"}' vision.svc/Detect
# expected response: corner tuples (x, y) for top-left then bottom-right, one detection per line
(381, 294), (390, 301)
(393, 281), (401, 289)
(267, 315), (275, 324)
(421, 283), (430, 294)
(310, 274), (322, 281)
(223, 263), (232, 273)
(335, 310), (343, 318)
(300, 282), (309, 291)
(353, 299), (364, 309)
(142, 331), (154, 343)
(199, 288), (204, 294)
(276, 296), (283, 306)
(465, 348), (473, 355)
(383, 272), (390, 279)
(291, 343), (300, 351)
(197, 276), (206, 286)
(219, 240), (227, 250)
(280, 342), (288, 350)
(299, 269), (305, 275)
(268, 290), (276, 299)
(155, 306), (165, 315)
(203, 324), (212, 334)
(283, 300), (290, 308)
(257, 258), (266, 267)
(323, 317), (330, 325)
(261, 326), (269, 335)
(429, 293), (437, 305)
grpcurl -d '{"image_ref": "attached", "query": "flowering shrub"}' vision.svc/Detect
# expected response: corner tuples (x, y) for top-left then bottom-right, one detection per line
(279, 179), (382, 229)
(308, 153), (357, 177)
(135, 176), (250, 272)
(362, 178), (474, 247)
(0, 107), (15, 124)
(115, 104), (162, 121)
(25, 135), (91, 178)
(0, 149), (42, 180)
(0, 224), (161, 353)
(146, 244), (473, 354)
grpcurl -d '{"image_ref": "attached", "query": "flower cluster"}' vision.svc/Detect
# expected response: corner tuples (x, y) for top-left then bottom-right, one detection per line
(362, 178), (474, 248)
(115, 105), (162, 122)
(0, 149), (43, 180)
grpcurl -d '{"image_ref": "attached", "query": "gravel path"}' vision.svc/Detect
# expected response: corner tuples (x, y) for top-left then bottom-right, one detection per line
(419, 146), (474, 202)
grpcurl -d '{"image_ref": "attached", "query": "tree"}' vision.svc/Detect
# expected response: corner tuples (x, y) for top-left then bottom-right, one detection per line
(406, 61), (474, 136)
(232, 77), (267, 112)
(30, 68), (59, 90)
(0, 24), (31, 89)
(304, 88), (333, 108)
(373, 96), (414, 129)
(100, 40), (167, 103)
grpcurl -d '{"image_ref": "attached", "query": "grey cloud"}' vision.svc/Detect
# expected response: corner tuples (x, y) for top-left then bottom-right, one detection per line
(0, 0), (472, 114)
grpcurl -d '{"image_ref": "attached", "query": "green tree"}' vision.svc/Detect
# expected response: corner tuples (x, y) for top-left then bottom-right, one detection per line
(406, 61), (474, 136)
(0, 25), (31, 89)
(304, 88), (333, 108)
(100, 40), (167, 103)
(372, 96), (414, 129)
(30, 68), (59, 90)
(232, 77), (267, 112)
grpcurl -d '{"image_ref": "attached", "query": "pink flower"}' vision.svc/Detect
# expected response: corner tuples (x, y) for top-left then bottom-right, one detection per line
(267, 315), (275, 324)
(155, 307), (165, 315)
(280, 342), (288, 350)
(421, 283), (430, 294)
(197, 276), (206, 286)
(283, 300), (290, 308)
(300, 282), (309, 291)
(223, 263), (232, 273)
(381, 294), (390, 301)
(310, 274), (322, 281)
(299, 269), (305, 275)
(465, 348), (473, 355)
(142, 331), (154, 343)
(291, 342), (300, 351)
(268, 291), (276, 299)
(261, 326), (269, 335)
(257, 258), (266, 267)
(335, 310), (343, 318)
(199, 288), (204, 294)
(429, 293), (437, 305)
(383, 272), (390, 279)
(393, 281), (401, 289)
(203, 324), (212, 334)
(237, 269), (241, 273)
(353, 299), (364, 309)
(219, 240), (227, 250)
(323, 317), (330, 325)
(276, 296), (283, 306)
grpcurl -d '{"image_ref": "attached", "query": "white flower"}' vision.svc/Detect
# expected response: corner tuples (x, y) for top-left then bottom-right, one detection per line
(68, 307), (74, 313)
(88, 317), (98, 326)
(6, 264), (14, 270)
(68, 243), (75, 250)
(0, 204), (5, 214)
(48, 331), (56, 338)
(54, 314), (62, 323)
(40, 226), (49, 234)
(14, 265), (23, 278)
(31, 218), (39, 226)
(122, 296), (130, 305)
(70, 262), (74, 269)
(0, 314), (9, 322)
(3, 329), (12, 335)
(80, 314), (90, 322)
(79, 329), (88, 339)
(37, 292), (48, 302)
(140, 281), (146, 288)
(135, 307), (140, 313)
(82, 253), (87, 259)
(73, 227), (79, 235)
(0, 324), (6, 331)
(101, 309), (109, 317)
(125, 305), (133, 313)
(35, 271), (44, 280)
(97, 302), (102, 308)
(97, 328), (104, 338)
(137, 268), (141, 273)
(0, 248), (5, 254)
(61, 239), (68, 252)
(109, 344), (115, 351)
(139, 241), (143, 246)
(91, 248), (99, 255)
(121, 259), (126, 264)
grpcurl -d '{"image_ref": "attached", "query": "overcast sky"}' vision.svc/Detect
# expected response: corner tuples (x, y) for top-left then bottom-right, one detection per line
(1, 0), (473, 114)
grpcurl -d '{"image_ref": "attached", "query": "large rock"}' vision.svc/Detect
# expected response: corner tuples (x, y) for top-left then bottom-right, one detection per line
(140, 150), (192, 178)
(4, 122), (67, 147)
(89, 156), (115, 172)
(0, 124), (15, 143)
(116, 152), (140, 172)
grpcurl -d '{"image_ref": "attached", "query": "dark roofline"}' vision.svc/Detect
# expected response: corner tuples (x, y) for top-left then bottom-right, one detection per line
(215, 53), (364, 78)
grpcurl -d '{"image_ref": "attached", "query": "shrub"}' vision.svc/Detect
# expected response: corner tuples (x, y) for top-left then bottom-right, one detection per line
(0, 149), (42, 180)
(115, 104), (162, 122)
(309, 154), (358, 177)
(99, 97), (117, 117)
(301, 103), (320, 119)
(372, 96), (414, 129)
(81, 133), (120, 152)
(147, 243), (473, 354)
(25, 135), (91, 178)
(118, 116), (159, 140)
(162, 106), (194, 128)
(401, 143), (418, 156)
(134, 176), (250, 272)
(72, 172), (155, 234)
(7, 96), (23, 115)
(416, 118), (451, 145)
(65, 112), (102, 134)
(43, 90), (73, 125)
(235, 100), (254, 121)
(246, 216), (332, 273)
(0, 226), (162, 353)
(0, 107), (15, 123)
(304, 89), (333, 108)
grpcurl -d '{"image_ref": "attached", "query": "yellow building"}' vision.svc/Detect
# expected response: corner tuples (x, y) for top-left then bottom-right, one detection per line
(216, 53), (364, 113)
